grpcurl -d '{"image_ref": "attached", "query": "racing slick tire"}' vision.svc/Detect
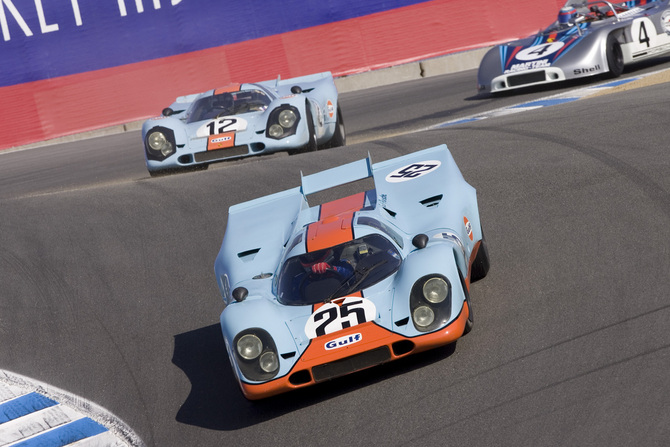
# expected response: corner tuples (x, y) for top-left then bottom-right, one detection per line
(606, 33), (624, 78)
(302, 103), (318, 153)
(322, 105), (346, 149)
(460, 270), (474, 336)
(470, 233), (490, 283)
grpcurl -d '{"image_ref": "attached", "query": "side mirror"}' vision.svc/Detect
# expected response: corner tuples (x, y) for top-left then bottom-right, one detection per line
(162, 107), (174, 117)
(232, 287), (248, 302)
(290, 85), (303, 94)
(412, 234), (429, 249)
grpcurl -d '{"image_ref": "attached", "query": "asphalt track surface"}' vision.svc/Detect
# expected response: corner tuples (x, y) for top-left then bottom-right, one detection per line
(1, 60), (670, 446)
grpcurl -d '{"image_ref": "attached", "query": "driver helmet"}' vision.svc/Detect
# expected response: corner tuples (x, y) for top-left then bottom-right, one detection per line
(558, 6), (577, 24)
(212, 92), (233, 109)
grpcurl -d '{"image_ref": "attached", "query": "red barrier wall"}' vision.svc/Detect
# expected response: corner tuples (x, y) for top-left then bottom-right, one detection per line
(1, 0), (564, 150)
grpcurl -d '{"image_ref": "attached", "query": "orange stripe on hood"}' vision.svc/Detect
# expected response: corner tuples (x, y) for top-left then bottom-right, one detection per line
(306, 192), (366, 252)
(214, 84), (241, 94)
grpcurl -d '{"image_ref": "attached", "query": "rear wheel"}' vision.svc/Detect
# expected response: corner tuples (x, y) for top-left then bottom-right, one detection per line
(606, 33), (624, 78)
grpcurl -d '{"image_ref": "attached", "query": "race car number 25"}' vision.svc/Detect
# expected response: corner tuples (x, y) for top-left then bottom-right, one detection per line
(385, 160), (441, 183)
(305, 297), (376, 339)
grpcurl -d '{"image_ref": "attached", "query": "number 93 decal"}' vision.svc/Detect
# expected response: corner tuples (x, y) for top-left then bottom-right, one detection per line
(385, 160), (441, 183)
(305, 297), (376, 339)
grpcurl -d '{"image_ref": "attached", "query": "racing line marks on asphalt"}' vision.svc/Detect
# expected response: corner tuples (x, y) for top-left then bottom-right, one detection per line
(0, 370), (144, 447)
(431, 68), (670, 128)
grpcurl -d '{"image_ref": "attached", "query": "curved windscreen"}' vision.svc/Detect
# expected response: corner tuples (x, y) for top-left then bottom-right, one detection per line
(187, 89), (272, 123)
(276, 234), (402, 305)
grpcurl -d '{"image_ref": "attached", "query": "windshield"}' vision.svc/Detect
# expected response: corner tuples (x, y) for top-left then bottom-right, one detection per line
(276, 234), (402, 305)
(187, 89), (272, 123)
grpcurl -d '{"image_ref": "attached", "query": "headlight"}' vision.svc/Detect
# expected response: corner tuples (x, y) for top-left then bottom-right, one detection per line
(409, 274), (452, 332)
(233, 329), (280, 381)
(237, 334), (262, 360)
(413, 305), (435, 328)
(145, 126), (176, 161)
(423, 277), (449, 303)
(278, 109), (297, 128)
(259, 351), (279, 373)
(266, 106), (300, 140)
(268, 124), (284, 138)
(147, 131), (174, 156)
(147, 131), (167, 151)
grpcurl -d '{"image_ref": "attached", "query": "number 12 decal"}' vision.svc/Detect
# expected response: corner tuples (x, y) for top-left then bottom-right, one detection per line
(305, 297), (376, 339)
(196, 117), (248, 138)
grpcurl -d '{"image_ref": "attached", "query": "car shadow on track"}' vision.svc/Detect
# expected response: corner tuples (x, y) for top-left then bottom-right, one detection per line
(172, 323), (457, 430)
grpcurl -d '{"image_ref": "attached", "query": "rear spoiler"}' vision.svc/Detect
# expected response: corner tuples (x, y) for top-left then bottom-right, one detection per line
(300, 156), (373, 196)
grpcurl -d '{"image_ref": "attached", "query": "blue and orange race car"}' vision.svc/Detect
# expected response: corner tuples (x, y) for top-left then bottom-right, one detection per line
(142, 72), (345, 175)
(214, 144), (489, 399)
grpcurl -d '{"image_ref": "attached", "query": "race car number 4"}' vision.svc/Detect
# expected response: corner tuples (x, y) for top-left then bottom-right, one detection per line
(305, 297), (376, 339)
(196, 117), (248, 138)
(385, 160), (441, 183)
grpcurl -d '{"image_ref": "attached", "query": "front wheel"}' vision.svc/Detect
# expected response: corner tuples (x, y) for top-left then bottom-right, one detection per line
(470, 235), (490, 283)
(302, 104), (318, 152)
(322, 105), (346, 149)
(606, 34), (624, 78)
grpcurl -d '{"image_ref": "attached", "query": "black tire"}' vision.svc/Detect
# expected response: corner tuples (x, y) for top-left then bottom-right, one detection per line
(606, 33), (624, 78)
(303, 103), (318, 153)
(323, 105), (346, 149)
(460, 270), (474, 336)
(470, 234), (490, 283)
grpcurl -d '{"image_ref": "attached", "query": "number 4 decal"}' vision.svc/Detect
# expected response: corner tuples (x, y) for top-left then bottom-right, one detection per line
(305, 297), (377, 339)
(631, 18), (656, 52)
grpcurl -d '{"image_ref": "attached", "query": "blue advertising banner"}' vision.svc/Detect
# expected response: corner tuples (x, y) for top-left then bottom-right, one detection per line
(0, 0), (430, 87)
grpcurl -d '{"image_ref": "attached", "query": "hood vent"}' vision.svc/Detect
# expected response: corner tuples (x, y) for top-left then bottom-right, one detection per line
(420, 194), (443, 208)
(237, 248), (260, 262)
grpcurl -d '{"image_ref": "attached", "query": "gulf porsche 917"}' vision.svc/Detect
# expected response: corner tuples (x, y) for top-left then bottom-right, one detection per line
(142, 72), (345, 175)
(213, 144), (490, 400)
(477, 0), (670, 93)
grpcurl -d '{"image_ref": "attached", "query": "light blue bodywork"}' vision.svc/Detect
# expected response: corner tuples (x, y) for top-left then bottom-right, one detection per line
(213, 144), (488, 397)
(142, 72), (343, 175)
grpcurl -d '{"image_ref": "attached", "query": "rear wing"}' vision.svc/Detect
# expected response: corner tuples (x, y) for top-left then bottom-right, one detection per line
(300, 157), (373, 196)
(217, 144), (476, 289)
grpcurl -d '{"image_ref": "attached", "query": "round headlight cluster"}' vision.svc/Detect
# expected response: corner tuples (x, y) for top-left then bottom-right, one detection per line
(410, 275), (452, 332)
(146, 129), (175, 158)
(267, 106), (300, 140)
(234, 329), (280, 379)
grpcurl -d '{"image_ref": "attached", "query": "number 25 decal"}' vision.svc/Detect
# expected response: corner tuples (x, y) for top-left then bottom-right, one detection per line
(385, 160), (441, 183)
(305, 297), (376, 339)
